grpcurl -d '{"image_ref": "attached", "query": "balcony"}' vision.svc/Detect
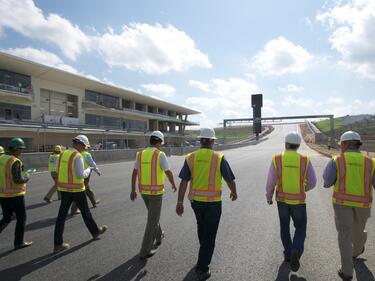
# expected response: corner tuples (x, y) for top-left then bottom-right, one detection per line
(0, 83), (33, 101)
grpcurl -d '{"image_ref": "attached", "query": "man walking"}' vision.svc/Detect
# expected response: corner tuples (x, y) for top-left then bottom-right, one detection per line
(53, 135), (107, 253)
(265, 131), (316, 272)
(323, 131), (375, 281)
(70, 144), (101, 215)
(44, 145), (62, 203)
(130, 131), (177, 260)
(176, 128), (237, 281)
(0, 138), (33, 249)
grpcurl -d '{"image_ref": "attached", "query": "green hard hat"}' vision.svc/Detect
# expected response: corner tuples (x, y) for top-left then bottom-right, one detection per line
(9, 138), (26, 149)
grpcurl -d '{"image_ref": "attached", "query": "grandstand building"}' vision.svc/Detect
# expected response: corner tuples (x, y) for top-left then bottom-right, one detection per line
(0, 52), (199, 151)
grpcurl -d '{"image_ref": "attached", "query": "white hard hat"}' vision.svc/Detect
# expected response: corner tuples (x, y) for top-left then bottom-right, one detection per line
(285, 131), (301, 145)
(0, 146), (4, 154)
(198, 128), (217, 140)
(73, 135), (90, 146)
(150, 131), (164, 144)
(340, 131), (362, 144)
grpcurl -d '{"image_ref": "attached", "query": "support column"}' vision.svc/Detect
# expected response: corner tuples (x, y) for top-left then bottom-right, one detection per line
(329, 115), (335, 148)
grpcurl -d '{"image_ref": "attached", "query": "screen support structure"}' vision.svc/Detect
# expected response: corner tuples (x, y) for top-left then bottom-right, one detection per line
(223, 114), (335, 147)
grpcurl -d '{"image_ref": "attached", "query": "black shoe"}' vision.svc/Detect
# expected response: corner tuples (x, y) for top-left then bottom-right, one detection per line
(196, 269), (211, 281)
(139, 249), (157, 260)
(43, 197), (52, 204)
(284, 256), (291, 263)
(155, 232), (165, 247)
(290, 250), (300, 272)
(14, 241), (33, 250)
(338, 269), (353, 280)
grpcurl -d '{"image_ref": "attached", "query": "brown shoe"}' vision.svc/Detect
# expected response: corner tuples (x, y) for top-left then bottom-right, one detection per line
(53, 243), (70, 254)
(93, 225), (108, 240)
(14, 241), (33, 250)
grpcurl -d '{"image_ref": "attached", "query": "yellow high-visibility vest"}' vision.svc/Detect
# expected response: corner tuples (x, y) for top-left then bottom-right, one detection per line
(0, 154), (26, 197)
(56, 149), (85, 192)
(48, 153), (59, 172)
(333, 152), (374, 208)
(137, 148), (165, 195)
(81, 151), (90, 169)
(273, 151), (310, 205)
(186, 148), (223, 202)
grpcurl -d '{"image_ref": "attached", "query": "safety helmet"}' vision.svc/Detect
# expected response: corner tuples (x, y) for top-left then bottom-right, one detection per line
(54, 145), (62, 153)
(197, 128), (217, 140)
(339, 131), (362, 144)
(73, 135), (90, 147)
(0, 146), (4, 154)
(150, 131), (164, 144)
(285, 132), (301, 145)
(9, 138), (26, 149)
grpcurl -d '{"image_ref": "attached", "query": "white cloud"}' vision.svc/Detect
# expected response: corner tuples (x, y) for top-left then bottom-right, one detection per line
(317, 0), (375, 79)
(278, 83), (305, 93)
(141, 83), (176, 98)
(188, 80), (210, 92)
(252, 36), (312, 76)
(2, 47), (78, 73)
(0, 0), (90, 60)
(186, 78), (260, 122)
(94, 23), (212, 74)
(245, 73), (257, 81)
(281, 95), (315, 108)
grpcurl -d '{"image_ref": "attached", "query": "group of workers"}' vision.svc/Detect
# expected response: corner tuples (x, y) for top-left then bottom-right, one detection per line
(0, 127), (373, 281)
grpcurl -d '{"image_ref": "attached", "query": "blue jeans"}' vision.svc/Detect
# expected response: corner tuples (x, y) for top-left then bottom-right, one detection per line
(277, 201), (307, 258)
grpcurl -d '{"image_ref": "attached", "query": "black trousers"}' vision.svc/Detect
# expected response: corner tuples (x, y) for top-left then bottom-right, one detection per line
(0, 196), (26, 246)
(54, 191), (99, 246)
(191, 201), (222, 272)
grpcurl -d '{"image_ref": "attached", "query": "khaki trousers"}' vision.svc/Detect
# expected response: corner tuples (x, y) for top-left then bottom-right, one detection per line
(140, 194), (163, 256)
(333, 204), (371, 276)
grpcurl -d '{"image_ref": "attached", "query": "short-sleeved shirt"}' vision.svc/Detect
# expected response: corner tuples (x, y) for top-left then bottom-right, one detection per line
(133, 147), (170, 171)
(178, 154), (235, 182)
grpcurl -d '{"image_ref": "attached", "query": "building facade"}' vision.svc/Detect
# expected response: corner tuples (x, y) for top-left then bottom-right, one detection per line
(0, 52), (199, 152)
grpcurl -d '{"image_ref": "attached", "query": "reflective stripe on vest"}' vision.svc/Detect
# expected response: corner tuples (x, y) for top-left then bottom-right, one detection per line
(56, 150), (85, 192)
(0, 155), (26, 197)
(187, 149), (223, 202)
(48, 154), (59, 172)
(274, 152), (308, 205)
(137, 148), (165, 195)
(333, 153), (373, 208)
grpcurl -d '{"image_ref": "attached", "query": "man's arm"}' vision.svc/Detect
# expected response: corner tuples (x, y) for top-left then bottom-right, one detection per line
(305, 161), (317, 192)
(265, 162), (276, 204)
(176, 180), (188, 216)
(12, 161), (29, 184)
(74, 156), (91, 179)
(225, 180), (237, 201)
(130, 169), (137, 201)
(165, 170), (177, 192)
(323, 159), (337, 188)
(220, 157), (237, 201)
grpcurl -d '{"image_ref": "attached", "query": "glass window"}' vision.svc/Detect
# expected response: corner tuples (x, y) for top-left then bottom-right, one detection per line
(85, 90), (120, 109)
(0, 69), (31, 94)
(40, 89), (78, 117)
(0, 103), (31, 120)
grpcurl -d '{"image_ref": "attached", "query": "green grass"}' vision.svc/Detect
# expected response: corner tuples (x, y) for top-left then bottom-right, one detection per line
(314, 117), (345, 133)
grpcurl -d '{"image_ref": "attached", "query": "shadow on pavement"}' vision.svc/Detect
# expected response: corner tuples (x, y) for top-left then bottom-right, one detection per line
(275, 261), (307, 281)
(26, 202), (49, 211)
(0, 249), (15, 259)
(182, 267), (197, 281)
(354, 258), (375, 281)
(25, 217), (56, 231)
(96, 254), (147, 281)
(0, 239), (93, 281)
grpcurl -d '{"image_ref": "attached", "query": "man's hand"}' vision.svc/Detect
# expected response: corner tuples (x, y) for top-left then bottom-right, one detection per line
(230, 192), (237, 201)
(267, 199), (273, 205)
(95, 168), (101, 176)
(176, 202), (184, 216)
(130, 191), (137, 201)
(172, 184), (177, 192)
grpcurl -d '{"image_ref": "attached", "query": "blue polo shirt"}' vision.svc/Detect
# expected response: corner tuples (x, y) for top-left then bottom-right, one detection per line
(179, 155), (235, 182)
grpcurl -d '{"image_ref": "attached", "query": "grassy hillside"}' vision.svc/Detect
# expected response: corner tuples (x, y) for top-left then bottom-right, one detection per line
(314, 115), (375, 136)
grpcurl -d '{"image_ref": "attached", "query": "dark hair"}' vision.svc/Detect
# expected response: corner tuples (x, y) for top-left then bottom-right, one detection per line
(286, 143), (300, 150)
(346, 140), (362, 149)
(150, 136), (162, 145)
(200, 138), (213, 147)
(72, 139), (84, 146)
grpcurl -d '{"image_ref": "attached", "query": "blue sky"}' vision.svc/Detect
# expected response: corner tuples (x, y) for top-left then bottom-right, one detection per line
(1, 0), (375, 127)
